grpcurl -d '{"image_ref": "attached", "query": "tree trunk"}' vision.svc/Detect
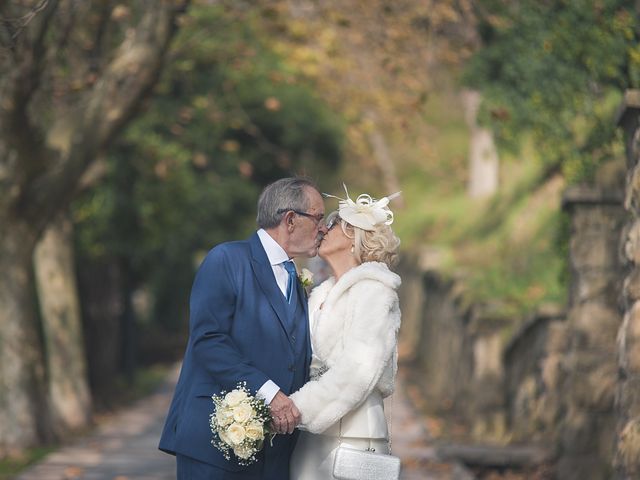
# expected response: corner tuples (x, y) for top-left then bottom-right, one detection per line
(0, 225), (51, 457)
(461, 90), (499, 198)
(33, 213), (91, 435)
(0, 0), (189, 452)
(365, 110), (404, 205)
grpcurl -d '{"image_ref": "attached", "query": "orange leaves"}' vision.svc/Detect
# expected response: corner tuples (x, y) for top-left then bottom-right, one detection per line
(192, 152), (208, 168)
(222, 140), (240, 153)
(111, 5), (131, 22)
(63, 465), (85, 479)
(264, 97), (281, 111)
(238, 161), (253, 178)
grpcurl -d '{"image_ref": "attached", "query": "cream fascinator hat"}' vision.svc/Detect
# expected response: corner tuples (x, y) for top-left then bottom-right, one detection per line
(324, 184), (401, 231)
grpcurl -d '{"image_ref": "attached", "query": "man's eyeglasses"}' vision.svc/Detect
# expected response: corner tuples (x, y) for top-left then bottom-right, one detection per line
(277, 209), (325, 226)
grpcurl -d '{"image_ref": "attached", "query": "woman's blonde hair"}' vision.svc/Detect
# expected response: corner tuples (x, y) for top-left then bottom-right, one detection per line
(340, 219), (400, 268)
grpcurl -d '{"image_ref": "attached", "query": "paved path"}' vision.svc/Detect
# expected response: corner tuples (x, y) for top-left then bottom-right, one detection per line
(15, 368), (179, 480)
(392, 369), (466, 480)
(15, 365), (459, 480)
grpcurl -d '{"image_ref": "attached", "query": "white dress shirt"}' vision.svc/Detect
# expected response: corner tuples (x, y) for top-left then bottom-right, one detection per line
(257, 229), (291, 296)
(255, 229), (294, 404)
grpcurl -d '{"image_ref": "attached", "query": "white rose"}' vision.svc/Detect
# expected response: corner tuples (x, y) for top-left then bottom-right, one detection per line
(218, 427), (232, 446)
(215, 406), (234, 427)
(226, 423), (246, 445)
(300, 268), (314, 287)
(233, 402), (254, 423)
(233, 443), (253, 460)
(245, 421), (264, 441)
(225, 389), (248, 407)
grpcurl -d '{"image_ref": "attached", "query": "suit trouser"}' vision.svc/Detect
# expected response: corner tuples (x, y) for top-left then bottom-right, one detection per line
(176, 451), (292, 480)
(177, 454), (261, 480)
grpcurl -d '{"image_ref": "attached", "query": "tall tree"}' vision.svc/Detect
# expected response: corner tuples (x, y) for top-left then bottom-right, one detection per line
(0, 0), (189, 455)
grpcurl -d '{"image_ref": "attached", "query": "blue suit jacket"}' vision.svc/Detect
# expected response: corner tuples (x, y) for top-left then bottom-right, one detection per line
(159, 232), (312, 473)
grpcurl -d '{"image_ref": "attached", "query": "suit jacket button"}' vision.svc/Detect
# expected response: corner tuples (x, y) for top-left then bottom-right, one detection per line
(288, 364), (295, 372)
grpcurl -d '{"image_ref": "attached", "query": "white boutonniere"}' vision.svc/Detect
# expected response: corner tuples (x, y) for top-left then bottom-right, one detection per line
(299, 268), (314, 290)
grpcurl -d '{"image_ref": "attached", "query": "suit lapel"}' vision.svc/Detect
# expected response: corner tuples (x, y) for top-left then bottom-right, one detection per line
(295, 278), (312, 379)
(298, 281), (309, 318)
(249, 233), (292, 343)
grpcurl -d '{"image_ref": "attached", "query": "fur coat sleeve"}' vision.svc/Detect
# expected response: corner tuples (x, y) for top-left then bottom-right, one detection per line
(290, 263), (401, 434)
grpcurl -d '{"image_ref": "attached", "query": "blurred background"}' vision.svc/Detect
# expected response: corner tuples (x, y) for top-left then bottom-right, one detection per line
(1, 0), (640, 478)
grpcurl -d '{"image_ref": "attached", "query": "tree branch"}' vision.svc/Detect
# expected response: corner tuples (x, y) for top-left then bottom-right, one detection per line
(0, 0), (59, 139)
(86, 0), (114, 74)
(0, 0), (60, 215)
(53, 0), (79, 56)
(0, 0), (52, 52)
(16, 0), (190, 233)
(81, 1), (187, 149)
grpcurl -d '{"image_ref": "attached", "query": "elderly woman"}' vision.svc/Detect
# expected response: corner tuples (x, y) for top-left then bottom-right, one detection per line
(289, 189), (401, 479)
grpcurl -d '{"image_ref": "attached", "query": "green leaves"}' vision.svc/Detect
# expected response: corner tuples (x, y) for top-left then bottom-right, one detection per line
(465, 0), (638, 181)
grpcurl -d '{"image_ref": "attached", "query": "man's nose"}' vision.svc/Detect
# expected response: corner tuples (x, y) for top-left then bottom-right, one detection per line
(318, 222), (328, 234)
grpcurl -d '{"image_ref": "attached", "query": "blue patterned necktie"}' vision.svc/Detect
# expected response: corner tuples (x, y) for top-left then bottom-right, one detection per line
(283, 260), (297, 304)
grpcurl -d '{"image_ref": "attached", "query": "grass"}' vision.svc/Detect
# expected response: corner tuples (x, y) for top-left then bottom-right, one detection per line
(453, 160), (568, 317)
(0, 448), (54, 480)
(383, 84), (568, 320)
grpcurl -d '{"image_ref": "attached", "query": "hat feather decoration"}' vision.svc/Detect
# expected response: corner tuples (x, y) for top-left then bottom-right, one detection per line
(324, 184), (401, 231)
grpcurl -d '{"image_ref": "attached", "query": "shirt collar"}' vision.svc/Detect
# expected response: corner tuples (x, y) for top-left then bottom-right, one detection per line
(257, 229), (289, 266)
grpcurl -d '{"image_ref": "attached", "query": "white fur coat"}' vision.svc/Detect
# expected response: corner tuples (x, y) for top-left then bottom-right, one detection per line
(290, 261), (401, 434)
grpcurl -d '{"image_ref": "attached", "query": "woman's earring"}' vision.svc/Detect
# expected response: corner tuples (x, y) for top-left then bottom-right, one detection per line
(350, 245), (355, 254)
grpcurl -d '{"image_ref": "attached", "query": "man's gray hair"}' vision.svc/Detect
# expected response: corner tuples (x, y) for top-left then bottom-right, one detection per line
(257, 177), (320, 229)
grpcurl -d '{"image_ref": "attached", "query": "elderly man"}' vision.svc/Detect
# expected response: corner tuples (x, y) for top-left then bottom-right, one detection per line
(160, 177), (327, 479)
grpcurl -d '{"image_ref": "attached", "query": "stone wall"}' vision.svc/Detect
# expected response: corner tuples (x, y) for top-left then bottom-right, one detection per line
(502, 186), (627, 478)
(396, 254), (428, 363)
(414, 269), (474, 414)
(614, 89), (640, 478)
(467, 309), (510, 441)
(398, 263), (511, 442)
(399, 176), (626, 476)
(398, 106), (633, 476)
(558, 186), (625, 480)
(503, 306), (567, 445)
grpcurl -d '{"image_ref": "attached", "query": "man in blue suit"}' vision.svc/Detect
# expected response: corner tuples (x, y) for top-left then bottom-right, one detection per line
(159, 177), (328, 479)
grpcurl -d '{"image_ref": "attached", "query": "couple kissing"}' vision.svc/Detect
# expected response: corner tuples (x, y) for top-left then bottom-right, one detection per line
(159, 177), (401, 480)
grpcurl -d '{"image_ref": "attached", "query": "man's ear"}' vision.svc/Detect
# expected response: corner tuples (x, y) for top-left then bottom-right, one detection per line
(286, 212), (295, 229)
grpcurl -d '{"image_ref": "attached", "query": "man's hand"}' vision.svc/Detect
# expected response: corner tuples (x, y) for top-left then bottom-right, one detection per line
(269, 391), (301, 434)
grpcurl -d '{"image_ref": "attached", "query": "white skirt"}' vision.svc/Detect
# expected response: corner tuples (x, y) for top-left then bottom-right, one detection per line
(290, 431), (389, 480)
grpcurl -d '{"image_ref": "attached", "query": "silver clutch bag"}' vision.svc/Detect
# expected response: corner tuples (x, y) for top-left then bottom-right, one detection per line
(333, 445), (401, 480)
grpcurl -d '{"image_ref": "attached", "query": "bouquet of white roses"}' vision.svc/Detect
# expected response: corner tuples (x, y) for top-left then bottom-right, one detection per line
(209, 382), (272, 465)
